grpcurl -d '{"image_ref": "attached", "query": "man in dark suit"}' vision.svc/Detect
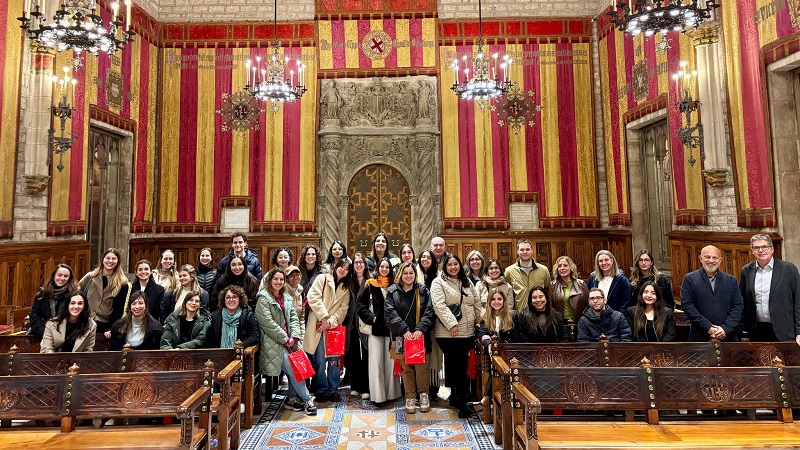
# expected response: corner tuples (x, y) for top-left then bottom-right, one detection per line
(680, 245), (743, 341)
(739, 234), (800, 345)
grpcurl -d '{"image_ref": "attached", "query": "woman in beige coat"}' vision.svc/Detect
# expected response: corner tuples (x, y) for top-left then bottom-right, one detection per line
(431, 254), (481, 418)
(304, 257), (354, 403)
(41, 291), (96, 353)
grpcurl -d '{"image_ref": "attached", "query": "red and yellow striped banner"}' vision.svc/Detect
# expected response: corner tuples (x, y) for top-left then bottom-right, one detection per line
(440, 41), (599, 228)
(0, 0), (23, 238)
(599, 20), (706, 227)
(158, 46), (317, 232)
(722, 0), (776, 227)
(755, 0), (800, 47)
(318, 18), (436, 70)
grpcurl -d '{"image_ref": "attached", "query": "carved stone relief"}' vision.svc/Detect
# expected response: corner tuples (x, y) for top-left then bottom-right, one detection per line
(318, 76), (441, 254)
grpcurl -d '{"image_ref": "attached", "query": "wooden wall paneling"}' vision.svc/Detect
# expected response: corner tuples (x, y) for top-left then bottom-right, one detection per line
(666, 231), (782, 306)
(0, 241), (91, 330)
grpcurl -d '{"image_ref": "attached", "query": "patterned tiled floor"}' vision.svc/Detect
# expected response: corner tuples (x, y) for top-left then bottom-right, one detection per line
(240, 389), (500, 450)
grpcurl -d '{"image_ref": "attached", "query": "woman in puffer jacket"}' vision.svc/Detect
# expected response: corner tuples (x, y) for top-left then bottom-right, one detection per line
(430, 254), (481, 419)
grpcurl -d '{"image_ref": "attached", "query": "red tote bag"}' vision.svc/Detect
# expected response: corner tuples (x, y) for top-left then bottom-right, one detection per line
(288, 350), (316, 382)
(404, 336), (426, 365)
(325, 326), (346, 357)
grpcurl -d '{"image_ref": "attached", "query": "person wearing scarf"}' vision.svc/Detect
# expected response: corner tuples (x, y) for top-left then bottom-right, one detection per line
(29, 264), (80, 338)
(207, 285), (259, 349)
(356, 257), (401, 407)
(476, 258), (514, 311)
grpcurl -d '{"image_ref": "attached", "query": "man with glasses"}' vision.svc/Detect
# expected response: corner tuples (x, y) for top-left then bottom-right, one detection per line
(739, 234), (800, 345)
(577, 288), (631, 342)
(680, 245), (743, 341)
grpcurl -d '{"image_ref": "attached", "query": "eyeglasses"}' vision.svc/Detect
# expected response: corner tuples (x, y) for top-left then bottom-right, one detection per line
(751, 245), (772, 251)
(588, 296), (605, 302)
(638, 258), (652, 263)
(224, 295), (239, 300)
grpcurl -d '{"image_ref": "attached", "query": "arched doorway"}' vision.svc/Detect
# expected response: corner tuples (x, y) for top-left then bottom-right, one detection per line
(347, 164), (411, 257)
(87, 127), (123, 268)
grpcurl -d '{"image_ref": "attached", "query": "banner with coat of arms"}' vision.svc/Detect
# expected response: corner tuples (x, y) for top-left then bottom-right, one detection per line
(317, 18), (436, 70)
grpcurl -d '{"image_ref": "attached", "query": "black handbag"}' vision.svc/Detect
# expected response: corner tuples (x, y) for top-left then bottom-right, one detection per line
(447, 303), (462, 321)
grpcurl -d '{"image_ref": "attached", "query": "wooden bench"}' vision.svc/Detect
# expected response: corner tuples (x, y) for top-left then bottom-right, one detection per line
(0, 363), (213, 449)
(0, 340), (261, 431)
(0, 333), (111, 352)
(507, 357), (795, 450)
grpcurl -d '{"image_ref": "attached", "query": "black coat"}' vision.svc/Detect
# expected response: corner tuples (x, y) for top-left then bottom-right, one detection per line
(108, 315), (163, 350)
(197, 263), (218, 295)
(477, 311), (517, 344)
(160, 289), (210, 325)
(740, 259), (800, 341)
(680, 268), (743, 341)
(211, 273), (260, 312)
(28, 288), (71, 338)
(577, 306), (632, 342)
(384, 283), (435, 353)
(513, 310), (567, 343)
(630, 273), (674, 309)
(625, 306), (676, 342)
(357, 284), (391, 337)
(216, 248), (263, 282)
(131, 279), (165, 323)
(206, 306), (260, 348)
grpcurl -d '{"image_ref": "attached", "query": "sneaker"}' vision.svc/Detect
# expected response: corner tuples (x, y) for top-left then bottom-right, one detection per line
(350, 390), (360, 396)
(405, 398), (417, 414)
(419, 393), (431, 412)
(283, 396), (304, 411)
(315, 392), (328, 403)
(305, 399), (318, 416)
(361, 392), (370, 400)
(328, 391), (342, 403)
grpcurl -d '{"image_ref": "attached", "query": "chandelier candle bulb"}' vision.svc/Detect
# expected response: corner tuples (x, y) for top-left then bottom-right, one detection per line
(112, 2), (118, 22)
(125, 0), (131, 31)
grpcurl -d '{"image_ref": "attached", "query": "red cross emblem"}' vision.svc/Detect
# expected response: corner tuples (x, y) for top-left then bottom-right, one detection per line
(370, 38), (384, 53)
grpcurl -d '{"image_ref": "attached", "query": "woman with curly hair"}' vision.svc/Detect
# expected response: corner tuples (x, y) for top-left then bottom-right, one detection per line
(207, 285), (260, 348)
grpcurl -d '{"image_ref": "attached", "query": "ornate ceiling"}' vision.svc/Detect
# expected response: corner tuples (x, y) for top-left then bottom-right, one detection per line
(138, 0), (607, 23)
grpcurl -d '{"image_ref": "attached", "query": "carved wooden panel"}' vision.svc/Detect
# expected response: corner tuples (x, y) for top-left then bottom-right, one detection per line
(720, 342), (800, 367)
(441, 231), (632, 279)
(667, 231), (782, 303)
(0, 375), (65, 419)
(4, 352), (121, 376)
(517, 367), (648, 409)
(653, 367), (781, 409)
(347, 164), (411, 257)
(500, 343), (603, 368)
(610, 343), (719, 367)
(0, 240), (90, 329)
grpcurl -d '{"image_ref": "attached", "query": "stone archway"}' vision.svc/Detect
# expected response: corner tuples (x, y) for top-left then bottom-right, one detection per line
(317, 76), (441, 255)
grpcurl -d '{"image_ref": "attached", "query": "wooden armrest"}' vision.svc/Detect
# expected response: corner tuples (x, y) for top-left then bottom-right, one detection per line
(511, 382), (541, 414)
(244, 344), (259, 357)
(217, 359), (243, 384)
(492, 356), (511, 375)
(177, 386), (212, 419)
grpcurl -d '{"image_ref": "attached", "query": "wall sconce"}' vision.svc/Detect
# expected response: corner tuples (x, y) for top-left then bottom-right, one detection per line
(672, 61), (704, 166)
(49, 66), (77, 172)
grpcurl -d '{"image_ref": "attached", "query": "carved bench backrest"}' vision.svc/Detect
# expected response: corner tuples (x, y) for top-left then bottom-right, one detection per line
(1, 351), (122, 375)
(720, 342), (800, 367)
(68, 366), (213, 417)
(0, 374), (66, 419)
(512, 366), (650, 410)
(651, 366), (785, 410)
(609, 342), (720, 367)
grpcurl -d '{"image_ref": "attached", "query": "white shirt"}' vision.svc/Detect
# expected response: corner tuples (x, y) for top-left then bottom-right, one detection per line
(598, 277), (613, 298)
(754, 258), (774, 323)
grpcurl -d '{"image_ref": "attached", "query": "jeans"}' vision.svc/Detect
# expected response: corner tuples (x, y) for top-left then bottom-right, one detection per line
(282, 348), (312, 402)
(311, 337), (341, 395)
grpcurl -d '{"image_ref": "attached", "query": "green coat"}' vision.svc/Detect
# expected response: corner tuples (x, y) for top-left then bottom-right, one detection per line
(254, 289), (301, 376)
(160, 309), (211, 349)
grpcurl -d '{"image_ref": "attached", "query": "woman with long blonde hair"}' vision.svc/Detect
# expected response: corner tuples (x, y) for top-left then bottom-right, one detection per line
(548, 256), (589, 323)
(471, 288), (516, 413)
(80, 248), (130, 334)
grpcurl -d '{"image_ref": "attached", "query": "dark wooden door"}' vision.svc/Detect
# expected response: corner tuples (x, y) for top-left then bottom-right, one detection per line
(347, 164), (411, 258)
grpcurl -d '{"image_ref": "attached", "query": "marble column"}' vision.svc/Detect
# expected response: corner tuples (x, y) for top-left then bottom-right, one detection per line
(692, 25), (726, 171)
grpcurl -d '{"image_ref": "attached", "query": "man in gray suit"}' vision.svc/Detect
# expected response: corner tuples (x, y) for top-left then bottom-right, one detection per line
(740, 234), (800, 345)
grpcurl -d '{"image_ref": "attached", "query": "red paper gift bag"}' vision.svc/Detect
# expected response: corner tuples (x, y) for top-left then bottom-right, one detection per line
(466, 348), (476, 379)
(404, 337), (426, 365)
(393, 360), (402, 376)
(288, 350), (315, 382)
(325, 326), (346, 357)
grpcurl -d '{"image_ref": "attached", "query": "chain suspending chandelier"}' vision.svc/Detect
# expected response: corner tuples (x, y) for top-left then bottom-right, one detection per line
(19, 0), (136, 68)
(243, 0), (306, 111)
(450, 0), (514, 108)
(607, 0), (719, 36)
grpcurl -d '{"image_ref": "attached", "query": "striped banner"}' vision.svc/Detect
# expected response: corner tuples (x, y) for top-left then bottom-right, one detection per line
(0, 0), (22, 238)
(755, 0), (800, 46)
(158, 46), (317, 232)
(318, 18), (436, 70)
(440, 41), (599, 228)
(722, 0), (776, 227)
(599, 21), (706, 226)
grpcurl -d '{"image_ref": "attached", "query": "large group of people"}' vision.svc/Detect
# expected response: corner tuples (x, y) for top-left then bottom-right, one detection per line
(25, 232), (800, 418)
